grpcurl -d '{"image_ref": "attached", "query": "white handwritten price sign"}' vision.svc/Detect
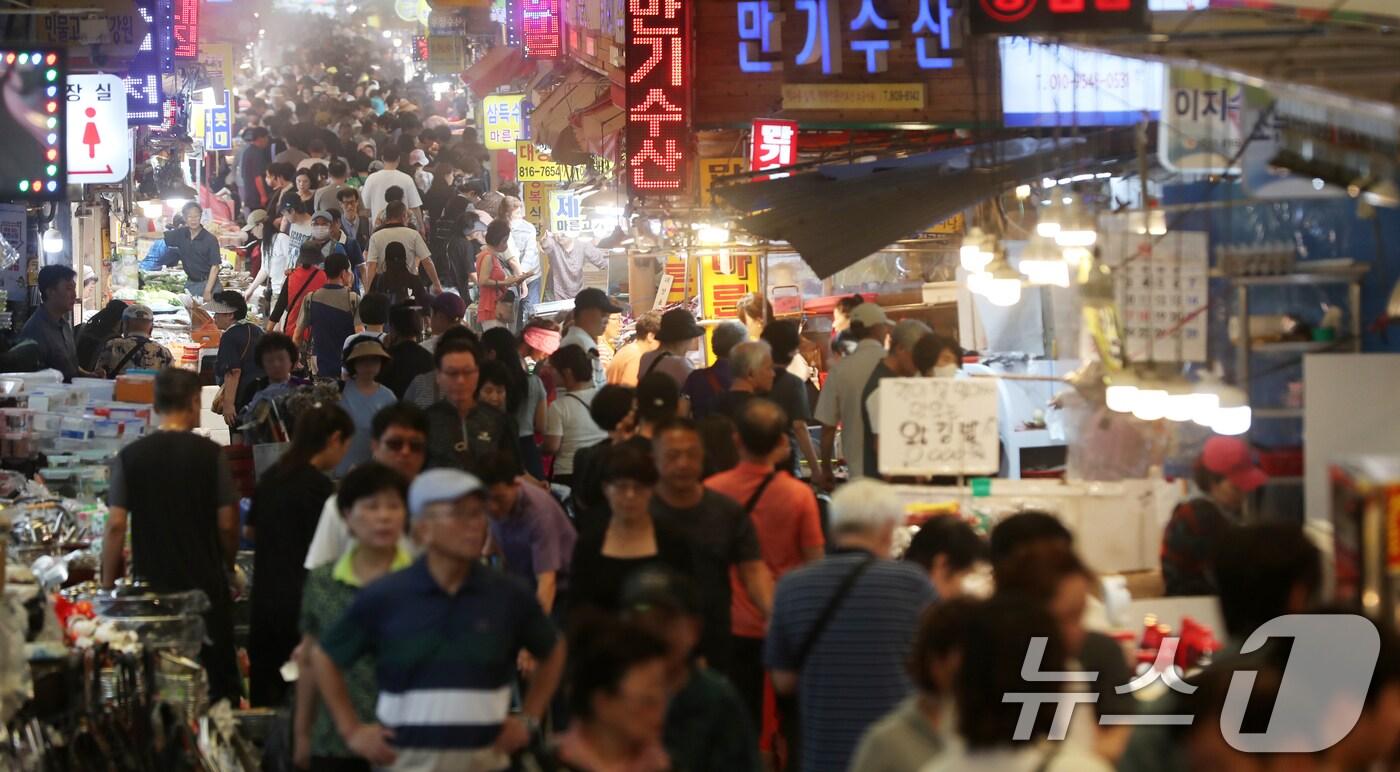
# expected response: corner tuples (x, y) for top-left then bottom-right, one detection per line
(877, 378), (999, 476)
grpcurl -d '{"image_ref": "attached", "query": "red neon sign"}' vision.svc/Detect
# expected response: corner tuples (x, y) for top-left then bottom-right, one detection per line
(625, 0), (691, 193)
(171, 0), (199, 59)
(750, 118), (797, 179)
(519, 0), (564, 58)
(971, 0), (1147, 33)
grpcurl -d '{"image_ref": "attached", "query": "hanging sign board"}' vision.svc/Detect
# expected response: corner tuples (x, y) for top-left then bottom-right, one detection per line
(700, 250), (760, 364)
(426, 35), (466, 74)
(516, 142), (588, 182)
(699, 157), (744, 208)
(625, 0), (692, 193)
(67, 74), (130, 184)
(205, 103), (231, 151)
(550, 189), (586, 233)
(1100, 228), (1209, 363)
(197, 42), (234, 95)
(969, 0), (1149, 35)
(750, 118), (797, 178)
(877, 378), (999, 476)
(483, 94), (527, 149)
(523, 181), (548, 232)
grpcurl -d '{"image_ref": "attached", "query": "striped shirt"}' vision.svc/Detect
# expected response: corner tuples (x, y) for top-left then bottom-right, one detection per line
(764, 549), (933, 772)
(319, 557), (558, 750)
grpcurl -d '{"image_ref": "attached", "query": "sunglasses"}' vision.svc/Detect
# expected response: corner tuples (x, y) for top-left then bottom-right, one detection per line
(383, 437), (426, 453)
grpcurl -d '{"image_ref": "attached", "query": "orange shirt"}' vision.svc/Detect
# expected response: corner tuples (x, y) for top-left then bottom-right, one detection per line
(705, 461), (825, 638)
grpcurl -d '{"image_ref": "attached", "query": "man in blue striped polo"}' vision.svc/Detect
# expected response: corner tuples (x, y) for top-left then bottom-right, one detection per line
(310, 468), (566, 771)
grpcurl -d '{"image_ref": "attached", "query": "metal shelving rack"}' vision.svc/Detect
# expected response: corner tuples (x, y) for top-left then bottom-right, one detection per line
(1230, 264), (1368, 488)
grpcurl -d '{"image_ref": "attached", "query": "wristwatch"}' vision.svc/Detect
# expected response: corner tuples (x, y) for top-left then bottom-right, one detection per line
(521, 714), (543, 737)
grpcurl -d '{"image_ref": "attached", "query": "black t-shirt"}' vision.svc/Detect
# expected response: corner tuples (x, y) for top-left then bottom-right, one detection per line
(245, 462), (334, 705)
(650, 489), (762, 668)
(379, 339), (435, 398)
(571, 435), (653, 535)
(569, 521), (694, 613)
(108, 431), (236, 597)
(769, 370), (812, 474)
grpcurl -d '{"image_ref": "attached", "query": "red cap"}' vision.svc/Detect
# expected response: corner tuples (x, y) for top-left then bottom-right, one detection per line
(1200, 436), (1268, 492)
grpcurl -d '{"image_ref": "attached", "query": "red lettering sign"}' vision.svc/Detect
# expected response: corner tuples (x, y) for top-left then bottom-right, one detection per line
(971, 0), (1146, 33)
(519, 0), (564, 58)
(172, 0), (198, 59)
(626, 0), (691, 193)
(750, 118), (797, 179)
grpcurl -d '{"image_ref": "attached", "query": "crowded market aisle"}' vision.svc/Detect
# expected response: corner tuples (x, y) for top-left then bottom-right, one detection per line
(4, 2), (1400, 772)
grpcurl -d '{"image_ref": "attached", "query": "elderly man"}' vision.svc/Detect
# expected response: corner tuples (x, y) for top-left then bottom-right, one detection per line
(813, 303), (892, 482)
(95, 304), (174, 377)
(766, 478), (933, 772)
(19, 265), (88, 381)
(310, 468), (566, 769)
(712, 340), (776, 421)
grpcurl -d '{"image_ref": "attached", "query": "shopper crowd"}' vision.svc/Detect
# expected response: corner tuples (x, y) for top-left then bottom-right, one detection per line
(80, 28), (1400, 772)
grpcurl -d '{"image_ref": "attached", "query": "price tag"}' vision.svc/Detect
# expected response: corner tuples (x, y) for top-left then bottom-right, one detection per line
(877, 377), (999, 476)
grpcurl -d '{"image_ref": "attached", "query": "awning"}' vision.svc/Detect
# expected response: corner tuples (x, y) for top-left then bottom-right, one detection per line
(575, 93), (625, 149)
(530, 67), (611, 149)
(461, 46), (532, 97)
(713, 131), (1136, 279)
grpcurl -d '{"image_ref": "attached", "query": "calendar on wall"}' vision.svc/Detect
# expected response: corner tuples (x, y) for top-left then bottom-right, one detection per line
(1100, 229), (1210, 363)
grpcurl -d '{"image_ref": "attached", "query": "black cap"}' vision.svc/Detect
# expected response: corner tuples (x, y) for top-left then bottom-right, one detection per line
(621, 566), (702, 617)
(574, 287), (622, 315)
(655, 307), (705, 343)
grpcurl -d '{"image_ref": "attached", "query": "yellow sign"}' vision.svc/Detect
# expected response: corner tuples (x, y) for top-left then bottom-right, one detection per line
(661, 254), (693, 306)
(198, 43), (235, 95)
(782, 83), (926, 111)
(700, 251), (761, 364)
(523, 182), (548, 232)
(923, 213), (965, 236)
(699, 157), (744, 208)
(483, 94), (525, 150)
(516, 143), (588, 183)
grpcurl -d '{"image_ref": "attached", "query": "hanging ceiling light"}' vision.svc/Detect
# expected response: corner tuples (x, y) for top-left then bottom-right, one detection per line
(960, 227), (995, 273)
(41, 226), (63, 254)
(1105, 371), (1141, 413)
(1130, 209), (1168, 236)
(1018, 237), (1070, 288)
(1054, 196), (1098, 248)
(974, 256), (1023, 307)
(1035, 202), (1062, 239)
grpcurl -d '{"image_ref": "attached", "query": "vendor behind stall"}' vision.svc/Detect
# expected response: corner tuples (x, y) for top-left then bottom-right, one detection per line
(1161, 437), (1268, 596)
(164, 202), (223, 300)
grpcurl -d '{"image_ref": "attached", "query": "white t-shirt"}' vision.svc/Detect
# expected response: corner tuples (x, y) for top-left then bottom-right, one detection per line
(359, 168), (423, 221)
(303, 492), (416, 570)
(545, 387), (606, 476)
(561, 326), (605, 387)
(368, 226), (432, 275)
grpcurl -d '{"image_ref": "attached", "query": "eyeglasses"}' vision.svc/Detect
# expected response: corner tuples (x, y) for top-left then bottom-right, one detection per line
(440, 367), (479, 380)
(383, 437), (426, 454)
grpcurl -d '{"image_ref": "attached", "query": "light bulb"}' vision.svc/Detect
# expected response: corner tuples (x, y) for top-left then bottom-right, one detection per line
(960, 229), (993, 272)
(41, 227), (63, 254)
(1019, 259), (1070, 288)
(1209, 405), (1252, 436)
(1014, 184), (1032, 199)
(985, 276), (1022, 307)
(140, 201), (163, 219)
(1105, 384), (1140, 413)
(1131, 389), (1169, 421)
(1055, 228), (1098, 247)
(966, 271), (991, 295)
(1163, 392), (1200, 422)
(1061, 247), (1091, 266)
(696, 225), (729, 246)
(165, 197), (188, 210)
(1036, 221), (1061, 239)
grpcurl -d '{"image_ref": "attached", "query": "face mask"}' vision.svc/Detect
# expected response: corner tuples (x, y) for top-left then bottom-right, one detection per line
(932, 364), (959, 378)
(311, 226), (330, 239)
